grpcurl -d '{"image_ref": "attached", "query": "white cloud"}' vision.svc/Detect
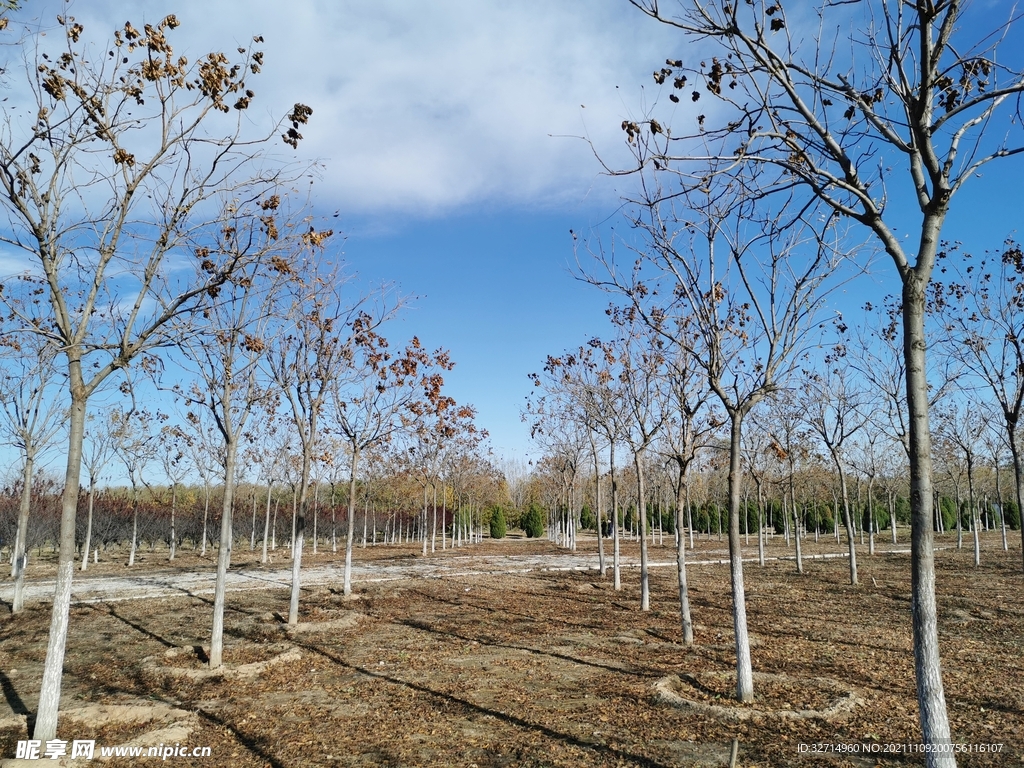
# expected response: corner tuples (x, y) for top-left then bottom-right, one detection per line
(0, 249), (43, 280)
(16, 0), (682, 218)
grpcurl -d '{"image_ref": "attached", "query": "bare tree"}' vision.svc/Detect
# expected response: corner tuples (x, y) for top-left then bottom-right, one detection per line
(172, 204), (296, 667)
(528, 342), (624, 581)
(250, 412), (292, 563)
(155, 423), (189, 562)
(627, 1), (1024, 755)
(109, 404), (161, 568)
(742, 406), (776, 568)
(542, 423), (587, 551)
(0, 14), (313, 738)
(657, 343), (717, 643)
(80, 412), (114, 571)
(332, 322), (449, 595)
(182, 409), (223, 558)
(499, 457), (532, 519)
(937, 241), (1024, 569)
(403, 390), (482, 556)
(849, 430), (888, 557)
(980, 416), (1011, 553)
(852, 297), (957, 460)
(764, 395), (811, 573)
(609, 309), (668, 611)
(799, 357), (870, 585)
(267, 258), (368, 625)
(934, 402), (988, 567)
(0, 331), (64, 612)
(584, 170), (845, 702)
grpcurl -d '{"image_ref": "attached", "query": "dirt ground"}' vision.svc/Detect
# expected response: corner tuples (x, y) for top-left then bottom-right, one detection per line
(1, 532), (1022, 767)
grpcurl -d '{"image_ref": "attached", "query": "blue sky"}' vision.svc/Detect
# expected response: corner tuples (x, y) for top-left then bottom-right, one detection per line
(341, 210), (614, 462)
(4, 0), (1024, 476)
(3, 0), (682, 466)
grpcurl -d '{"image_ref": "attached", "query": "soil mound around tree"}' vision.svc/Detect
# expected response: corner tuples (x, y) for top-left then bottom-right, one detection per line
(654, 671), (861, 722)
(140, 642), (301, 682)
(282, 610), (362, 636)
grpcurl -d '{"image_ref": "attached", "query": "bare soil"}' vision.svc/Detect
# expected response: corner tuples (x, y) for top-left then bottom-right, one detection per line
(1, 533), (1022, 767)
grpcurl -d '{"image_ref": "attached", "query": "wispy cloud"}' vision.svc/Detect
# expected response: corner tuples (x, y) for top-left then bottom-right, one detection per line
(0, 248), (43, 280)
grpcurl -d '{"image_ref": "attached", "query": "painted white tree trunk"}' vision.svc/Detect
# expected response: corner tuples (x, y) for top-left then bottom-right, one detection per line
(201, 484), (210, 557)
(11, 453), (35, 613)
(261, 481), (273, 564)
(169, 483), (177, 561)
(593, 447), (605, 576)
(635, 447), (650, 611)
(81, 482), (95, 573)
(726, 411), (753, 703)
(210, 439), (238, 668)
(33, 394), (87, 742)
(675, 480), (693, 645)
(344, 446), (360, 595)
(904, 271), (955, 765)
(610, 442), (621, 591)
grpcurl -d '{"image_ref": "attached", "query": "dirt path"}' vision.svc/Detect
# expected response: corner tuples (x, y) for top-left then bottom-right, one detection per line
(1, 538), (917, 606)
(1, 549), (613, 605)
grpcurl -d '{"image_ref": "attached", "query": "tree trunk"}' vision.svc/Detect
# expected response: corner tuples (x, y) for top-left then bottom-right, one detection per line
(867, 479), (875, 557)
(128, 493), (139, 567)
(594, 446), (605, 575)
(727, 410), (753, 703)
(344, 445), (359, 596)
(857, 480), (865, 546)
(81, 479), (95, 573)
(431, 483), (438, 553)
(610, 441), (620, 590)
(33, 391), (87, 742)
(288, 448), (311, 625)
(271, 496), (279, 551)
(421, 485), (429, 556)
(249, 488), (257, 551)
(1007, 427), (1024, 572)
(312, 482), (319, 556)
(11, 452), (35, 614)
(890, 489), (898, 545)
(289, 485), (297, 557)
(790, 495), (798, 573)
(903, 269), (954, 762)
(966, 458), (979, 567)
(743, 489), (749, 546)
(754, 483), (764, 567)
(674, 474), (693, 645)
(210, 439), (238, 668)
(835, 466), (858, 585)
(201, 483), (210, 557)
(262, 481), (273, 564)
(687, 498), (694, 549)
(169, 482), (178, 561)
(635, 447), (650, 611)
(955, 485), (963, 550)
(993, 458), (1008, 551)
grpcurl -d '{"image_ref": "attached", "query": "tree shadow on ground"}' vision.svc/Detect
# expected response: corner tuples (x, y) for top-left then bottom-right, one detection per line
(396, 616), (652, 678)
(292, 638), (673, 768)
